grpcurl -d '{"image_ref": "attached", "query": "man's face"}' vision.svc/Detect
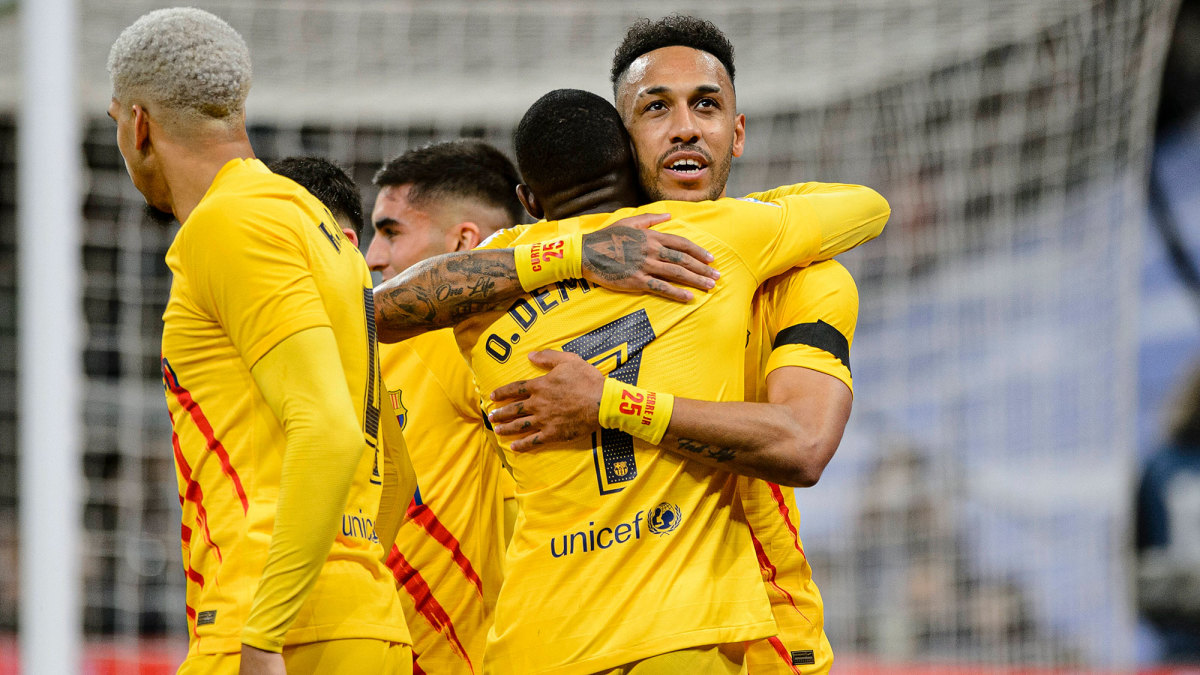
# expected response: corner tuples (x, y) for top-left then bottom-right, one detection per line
(366, 184), (453, 281)
(616, 46), (745, 203)
(108, 97), (172, 216)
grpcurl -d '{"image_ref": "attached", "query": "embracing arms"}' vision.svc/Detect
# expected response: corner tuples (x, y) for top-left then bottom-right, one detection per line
(373, 213), (720, 343)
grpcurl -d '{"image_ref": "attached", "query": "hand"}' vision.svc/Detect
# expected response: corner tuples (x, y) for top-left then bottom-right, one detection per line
(239, 644), (286, 675)
(489, 351), (605, 451)
(581, 213), (719, 302)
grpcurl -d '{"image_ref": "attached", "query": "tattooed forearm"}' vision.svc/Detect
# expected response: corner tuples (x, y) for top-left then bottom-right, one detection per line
(374, 249), (524, 341)
(582, 226), (647, 282)
(676, 438), (737, 463)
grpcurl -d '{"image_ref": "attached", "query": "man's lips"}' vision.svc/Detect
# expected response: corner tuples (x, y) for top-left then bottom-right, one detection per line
(661, 150), (710, 182)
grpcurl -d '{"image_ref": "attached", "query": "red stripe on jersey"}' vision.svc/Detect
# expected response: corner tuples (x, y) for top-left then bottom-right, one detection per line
(749, 524), (807, 622)
(185, 604), (197, 638)
(769, 482), (808, 561)
(407, 501), (484, 597)
(411, 652), (426, 675)
(172, 428), (224, 564)
(165, 368), (250, 515)
(386, 546), (475, 674)
(767, 636), (803, 675)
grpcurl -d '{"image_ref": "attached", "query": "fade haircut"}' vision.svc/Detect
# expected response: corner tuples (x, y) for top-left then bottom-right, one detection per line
(107, 7), (252, 119)
(373, 140), (524, 226)
(514, 89), (631, 198)
(610, 15), (736, 96)
(268, 157), (365, 238)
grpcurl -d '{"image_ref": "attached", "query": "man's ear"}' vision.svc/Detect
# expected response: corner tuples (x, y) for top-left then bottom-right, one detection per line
(132, 104), (152, 152)
(516, 184), (543, 220)
(732, 112), (746, 159)
(449, 221), (482, 252)
(342, 228), (360, 248)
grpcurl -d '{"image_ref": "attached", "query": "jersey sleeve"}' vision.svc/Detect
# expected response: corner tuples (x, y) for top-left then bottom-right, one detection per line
(182, 199), (330, 367)
(716, 183), (888, 284)
(760, 260), (858, 394)
(477, 223), (533, 251)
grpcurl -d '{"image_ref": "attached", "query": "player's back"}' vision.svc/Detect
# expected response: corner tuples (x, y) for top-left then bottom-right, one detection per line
(456, 195), (845, 674)
(162, 158), (405, 654)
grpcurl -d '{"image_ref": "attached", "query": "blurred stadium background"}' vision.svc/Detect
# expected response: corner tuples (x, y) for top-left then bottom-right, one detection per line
(3, 0), (1200, 672)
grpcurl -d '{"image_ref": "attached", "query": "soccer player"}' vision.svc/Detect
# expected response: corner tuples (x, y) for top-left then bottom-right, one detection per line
(489, 16), (859, 674)
(442, 88), (887, 674)
(268, 156), (366, 246)
(364, 140), (526, 673)
(107, 9), (412, 674)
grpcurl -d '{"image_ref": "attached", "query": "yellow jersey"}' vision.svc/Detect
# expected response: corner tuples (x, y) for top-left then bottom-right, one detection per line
(161, 158), (407, 655)
(381, 330), (513, 674)
(456, 185), (887, 674)
(742, 260), (857, 674)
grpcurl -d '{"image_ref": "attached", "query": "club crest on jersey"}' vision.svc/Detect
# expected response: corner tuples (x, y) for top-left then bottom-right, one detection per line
(388, 389), (407, 430)
(613, 460), (630, 477)
(647, 502), (682, 536)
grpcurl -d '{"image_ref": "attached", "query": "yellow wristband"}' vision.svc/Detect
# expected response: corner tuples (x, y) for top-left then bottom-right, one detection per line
(514, 232), (584, 291)
(598, 377), (675, 445)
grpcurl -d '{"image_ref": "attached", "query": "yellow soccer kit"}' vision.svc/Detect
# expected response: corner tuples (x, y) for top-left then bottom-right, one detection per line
(161, 158), (407, 658)
(380, 330), (512, 674)
(741, 260), (857, 675)
(455, 185), (887, 674)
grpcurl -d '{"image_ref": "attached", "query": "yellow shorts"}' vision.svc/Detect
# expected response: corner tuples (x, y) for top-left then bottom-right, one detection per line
(177, 639), (412, 675)
(597, 643), (744, 675)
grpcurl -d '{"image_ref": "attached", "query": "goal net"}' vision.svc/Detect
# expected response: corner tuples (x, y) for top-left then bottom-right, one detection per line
(0, 0), (1178, 669)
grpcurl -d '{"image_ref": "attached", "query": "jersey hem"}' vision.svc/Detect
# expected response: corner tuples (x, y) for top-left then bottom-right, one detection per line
(498, 619), (776, 675)
(191, 621), (411, 655)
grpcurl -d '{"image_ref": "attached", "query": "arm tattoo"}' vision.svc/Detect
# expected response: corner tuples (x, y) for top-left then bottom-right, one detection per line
(677, 438), (737, 463)
(582, 226), (647, 282)
(374, 249), (522, 333)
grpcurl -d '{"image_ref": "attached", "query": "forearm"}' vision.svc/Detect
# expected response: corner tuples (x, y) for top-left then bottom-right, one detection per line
(658, 398), (809, 484)
(242, 328), (363, 652)
(374, 249), (521, 343)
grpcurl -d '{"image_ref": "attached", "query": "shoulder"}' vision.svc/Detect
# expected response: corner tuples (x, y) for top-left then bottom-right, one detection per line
(762, 260), (858, 303)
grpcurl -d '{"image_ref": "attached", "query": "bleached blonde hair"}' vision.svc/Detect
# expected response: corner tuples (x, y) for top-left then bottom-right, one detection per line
(107, 7), (251, 120)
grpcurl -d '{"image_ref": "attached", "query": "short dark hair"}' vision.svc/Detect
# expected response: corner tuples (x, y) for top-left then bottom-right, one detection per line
(610, 14), (736, 94)
(514, 89), (631, 198)
(373, 140), (524, 226)
(268, 156), (364, 238)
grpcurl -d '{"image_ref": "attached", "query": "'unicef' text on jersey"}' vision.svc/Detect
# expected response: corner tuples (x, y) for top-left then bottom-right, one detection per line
(550, 502), (683, 558)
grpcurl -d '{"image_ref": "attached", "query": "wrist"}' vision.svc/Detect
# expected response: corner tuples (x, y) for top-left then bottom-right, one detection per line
(515, 232), (583, 291)
(597, 378), (674, 445)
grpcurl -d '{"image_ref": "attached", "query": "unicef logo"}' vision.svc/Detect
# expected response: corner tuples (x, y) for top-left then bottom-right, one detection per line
(647, 502), (682, 536)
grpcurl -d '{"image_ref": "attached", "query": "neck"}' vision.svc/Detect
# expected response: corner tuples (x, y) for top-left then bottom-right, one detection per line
(543, 173), (639, 220)
(163, 130), (255, 223)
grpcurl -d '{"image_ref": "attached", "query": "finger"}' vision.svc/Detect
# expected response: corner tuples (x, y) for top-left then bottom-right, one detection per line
(495, 416), (540, 438)
(490, 379), (533, 402)
(528, 349), (583, 368)
(651, 231), (717, 266)
(641, 276), (694, 303)
(648, 260), (717, 294)
(510, 434), (544, 452)
(614, 212), (671, 230)
(488, 401), (531, 424)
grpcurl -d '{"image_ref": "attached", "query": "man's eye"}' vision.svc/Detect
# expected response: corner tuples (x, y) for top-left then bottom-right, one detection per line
(644, 100), (666, 113)
(696, 98), (717, 109)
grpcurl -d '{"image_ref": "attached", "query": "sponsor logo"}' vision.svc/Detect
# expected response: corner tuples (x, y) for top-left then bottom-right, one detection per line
(647, 502), (681, 535)
(341, 509), (378, 543)
(550, 503), (683, 558)
(196, 610), (217, 626)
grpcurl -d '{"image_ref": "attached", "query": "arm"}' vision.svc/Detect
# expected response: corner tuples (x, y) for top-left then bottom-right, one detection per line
(374, 213), (719, 343)
(486, 353), (849, 486)
(240, 327), (363, 657)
